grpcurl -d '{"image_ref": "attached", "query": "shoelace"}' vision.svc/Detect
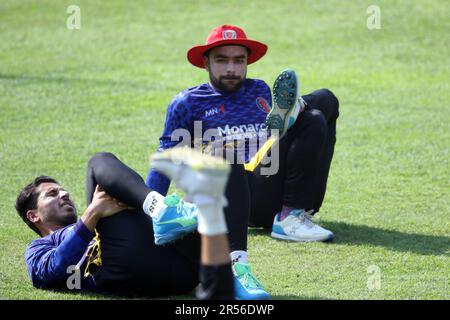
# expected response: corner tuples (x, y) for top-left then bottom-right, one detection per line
(176, 197), (198, 219)
(242, 272), (264, 290)
(235, 264), (264, 289)
(292, 209), (315, 227)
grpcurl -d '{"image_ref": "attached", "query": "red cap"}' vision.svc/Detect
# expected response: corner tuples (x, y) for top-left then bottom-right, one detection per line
(187, 24), (268, 69)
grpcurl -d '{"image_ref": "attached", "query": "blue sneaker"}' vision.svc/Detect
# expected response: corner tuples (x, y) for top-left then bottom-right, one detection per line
(153, 193), (198, 245)
(265, 69), (306, 138)
(233, 262), (271, 300)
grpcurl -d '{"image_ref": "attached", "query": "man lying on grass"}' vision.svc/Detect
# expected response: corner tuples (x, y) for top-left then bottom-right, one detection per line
(15, 148), (241, 299)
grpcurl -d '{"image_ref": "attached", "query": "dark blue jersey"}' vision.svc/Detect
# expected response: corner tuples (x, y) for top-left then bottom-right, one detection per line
(146, 79), (272, 195)
(24, 220), (95, 290)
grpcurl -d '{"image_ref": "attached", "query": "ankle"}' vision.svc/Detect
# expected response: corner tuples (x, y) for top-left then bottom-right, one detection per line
(279, 206), (295, 221)
(230, 250), (248, 265)
(142, 191), (166, 218)
(196, 197), (228, 236)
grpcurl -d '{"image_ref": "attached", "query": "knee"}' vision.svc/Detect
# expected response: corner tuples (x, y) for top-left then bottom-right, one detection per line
(89, 152), (117, 166)
(318, 88), (339, 108)
(88, 152), (118, 176)
(315, 88), (340, 120)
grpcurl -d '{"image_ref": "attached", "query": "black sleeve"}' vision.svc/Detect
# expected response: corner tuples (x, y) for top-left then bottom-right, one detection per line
(196, 263), (235, 300)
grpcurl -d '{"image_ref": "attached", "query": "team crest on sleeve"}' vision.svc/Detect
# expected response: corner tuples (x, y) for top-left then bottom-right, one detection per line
(256, 97), (271, 113)
(222, 30), (237, 39)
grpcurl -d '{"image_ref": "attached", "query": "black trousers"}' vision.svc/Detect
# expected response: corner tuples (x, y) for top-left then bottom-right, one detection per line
(246, 88), (339, 228)
(85, 152), (233, 299)
(85, 152), (200, 296)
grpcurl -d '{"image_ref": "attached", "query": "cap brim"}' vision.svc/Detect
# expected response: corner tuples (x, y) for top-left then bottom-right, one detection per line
(187, 39), (268, 69)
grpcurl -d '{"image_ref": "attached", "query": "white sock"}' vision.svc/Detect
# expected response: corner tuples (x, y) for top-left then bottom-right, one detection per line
(230, 250), (248, 265)
(193, 194), (228, 236)
(142, 191), (167, 219)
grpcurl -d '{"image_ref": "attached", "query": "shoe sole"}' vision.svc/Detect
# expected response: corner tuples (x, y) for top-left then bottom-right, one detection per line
(265, 69), (298, 136)
(270, 231), (334, 242)
(154, 224), (197, 245)
(233, 276), (272, 300)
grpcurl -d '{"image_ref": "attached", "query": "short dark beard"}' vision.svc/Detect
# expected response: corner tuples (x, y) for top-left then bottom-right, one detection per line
(209, 73), (246, 93)
(205, 59), (247, 93)
(51, 207), (78, 228)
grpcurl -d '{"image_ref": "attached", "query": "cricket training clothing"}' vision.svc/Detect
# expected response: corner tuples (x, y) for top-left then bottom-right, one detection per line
(248, 88), (339, 225)
(85, 152), (200, 296)
(196, 263), (234, 300)
(25, 220), (95, 290)
(24, 152), (235, 298)
(146, 79), (272, 196)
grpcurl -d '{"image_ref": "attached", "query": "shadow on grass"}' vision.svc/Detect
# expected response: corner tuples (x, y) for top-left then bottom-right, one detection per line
(45, 287), (329, 300)
(40, 287), (195, 300)
(248, 222), (450, 256)
(160, 292), (330, 300)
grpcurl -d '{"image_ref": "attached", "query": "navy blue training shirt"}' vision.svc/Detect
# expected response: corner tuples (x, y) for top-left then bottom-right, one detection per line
(25, 220), (96, 290)
(146, 78), (272, 195)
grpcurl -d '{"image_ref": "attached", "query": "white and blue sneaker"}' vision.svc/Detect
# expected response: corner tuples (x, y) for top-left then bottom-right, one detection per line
(233, 262), (271, 300)
(152, 193), (198, 245)
(271, 209), (334, 242)
(265, 69), (306, 138)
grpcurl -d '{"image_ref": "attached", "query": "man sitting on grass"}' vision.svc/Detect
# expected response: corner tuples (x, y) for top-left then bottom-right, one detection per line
(147, 24), (339, 298)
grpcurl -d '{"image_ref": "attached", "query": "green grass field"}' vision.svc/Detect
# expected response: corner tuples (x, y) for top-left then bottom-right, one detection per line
(0, 0), (448, 300)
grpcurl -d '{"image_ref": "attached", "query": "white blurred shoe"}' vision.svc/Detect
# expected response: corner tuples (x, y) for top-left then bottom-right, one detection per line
(151, 147), (230, 202)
